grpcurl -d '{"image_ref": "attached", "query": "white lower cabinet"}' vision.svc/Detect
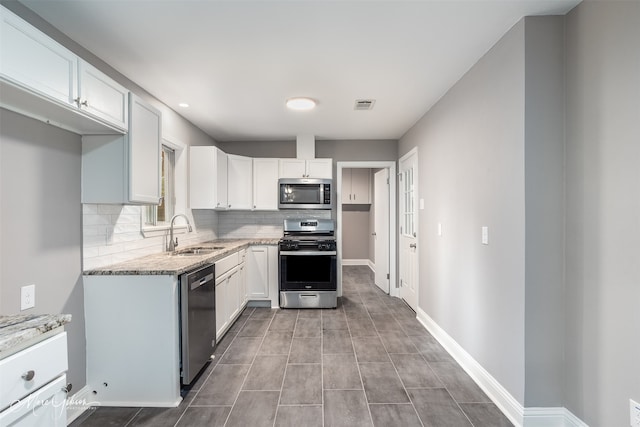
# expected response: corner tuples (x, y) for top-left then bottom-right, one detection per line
(0, 333), (68, 427)
(215, 249), (248, 342)
(247, 245), (279, 308)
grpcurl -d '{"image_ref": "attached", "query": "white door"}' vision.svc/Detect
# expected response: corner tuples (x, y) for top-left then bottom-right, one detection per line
(399, 149), (418, 311)
(374, 169), (389, 293)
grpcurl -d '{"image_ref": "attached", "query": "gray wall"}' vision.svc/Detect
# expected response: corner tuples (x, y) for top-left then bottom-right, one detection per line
(0, 108), (86, 395)
(399, 4), (640, 425)
(399, 19), (527, 403)
(218, 140), (295, 158)
(564, 2), (640, 426)
(342, 206), (371, 261)
(523, 16), (566, 406)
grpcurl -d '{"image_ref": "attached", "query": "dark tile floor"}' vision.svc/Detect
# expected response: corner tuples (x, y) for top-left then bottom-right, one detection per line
(71, 265), (513, 427)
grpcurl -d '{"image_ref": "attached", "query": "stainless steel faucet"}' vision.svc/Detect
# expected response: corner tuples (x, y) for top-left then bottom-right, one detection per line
(167, 214), (193, 252)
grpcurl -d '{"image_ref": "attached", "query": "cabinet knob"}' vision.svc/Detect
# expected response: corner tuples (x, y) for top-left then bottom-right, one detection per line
(81, 100), (89, 107)
(22, 370), (35, 381)
(62, 383), (73, 393)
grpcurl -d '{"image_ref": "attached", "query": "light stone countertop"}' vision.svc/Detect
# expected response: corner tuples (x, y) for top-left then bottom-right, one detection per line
(0, 314), (71, 358)
(83, 238), (280, 276)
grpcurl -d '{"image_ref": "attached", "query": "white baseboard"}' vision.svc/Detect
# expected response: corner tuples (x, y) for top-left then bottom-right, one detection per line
(65, 385), (95, 425)
(415, 308), (588, 427)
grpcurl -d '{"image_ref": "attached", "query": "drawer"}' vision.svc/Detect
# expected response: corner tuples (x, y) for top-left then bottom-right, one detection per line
(0, 374), (67, 426)
(215, 252), (239, 278)
(0, 332), (68, 411)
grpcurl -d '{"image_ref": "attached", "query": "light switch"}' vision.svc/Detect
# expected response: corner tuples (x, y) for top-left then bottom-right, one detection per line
(482, 226), (489, 245)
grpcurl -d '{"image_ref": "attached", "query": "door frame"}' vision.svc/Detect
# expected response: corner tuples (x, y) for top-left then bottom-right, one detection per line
(336, 161), (397, 297)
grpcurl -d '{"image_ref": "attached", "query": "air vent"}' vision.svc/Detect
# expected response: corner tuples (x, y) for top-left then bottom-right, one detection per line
(354, 99), (376, 111)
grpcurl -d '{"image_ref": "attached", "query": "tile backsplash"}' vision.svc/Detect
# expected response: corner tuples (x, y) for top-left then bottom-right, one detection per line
(82, 204), (217, 270)
(82, 205), (331, 270)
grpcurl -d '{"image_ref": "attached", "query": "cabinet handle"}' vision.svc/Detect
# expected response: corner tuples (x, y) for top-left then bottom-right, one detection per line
(62, 383), (73, 393)
(73, 97), (81, 106)
(81, 100), (88, 107)
(22, 370), (35, 381)
(409, 243), (417, 248)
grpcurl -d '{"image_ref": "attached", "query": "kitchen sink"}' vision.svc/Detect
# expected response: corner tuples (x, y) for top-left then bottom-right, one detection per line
(172, 246), (224, 256)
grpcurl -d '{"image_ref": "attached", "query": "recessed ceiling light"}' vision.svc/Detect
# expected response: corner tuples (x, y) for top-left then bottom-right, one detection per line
(286, 97), (316, 111)
(178, 103), (189, 108)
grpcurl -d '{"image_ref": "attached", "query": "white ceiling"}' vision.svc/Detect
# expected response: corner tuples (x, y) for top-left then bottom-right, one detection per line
(19, 0), (580, 142)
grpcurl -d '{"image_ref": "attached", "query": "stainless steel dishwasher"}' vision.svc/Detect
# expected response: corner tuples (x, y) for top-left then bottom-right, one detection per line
(180, 263), (216, 384)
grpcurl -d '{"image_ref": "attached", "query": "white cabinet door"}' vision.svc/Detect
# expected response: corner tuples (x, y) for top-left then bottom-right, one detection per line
(190, 146), (228, 209)
(247, 246), (269, 298)
(279, 158), (332, 178)
(306, 159), (332, 178)
(78, 60), (128, 131)
(279, 159), (307, 178)
(227, 154), (252, 210)
(350, 168), (370, 203)
(343, 168), (371, 204)
(0, 375), (67, 427)
(215, 274), (229, 341)
(253, 158), (279, 210)
(0, 6), (77, 107)
(129, 94), (161, 204)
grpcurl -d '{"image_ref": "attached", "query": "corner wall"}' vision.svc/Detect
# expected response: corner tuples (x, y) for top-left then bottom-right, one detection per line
(564, 2), (640, 425)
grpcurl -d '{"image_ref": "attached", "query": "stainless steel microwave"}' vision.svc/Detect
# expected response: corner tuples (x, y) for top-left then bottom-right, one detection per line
(278, 178), (333, 210)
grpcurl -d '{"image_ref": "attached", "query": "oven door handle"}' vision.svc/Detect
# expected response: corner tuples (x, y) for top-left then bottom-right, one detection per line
(279, 251), (337, 256)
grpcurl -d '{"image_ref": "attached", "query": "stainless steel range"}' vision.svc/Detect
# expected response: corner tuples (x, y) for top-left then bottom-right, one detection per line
(279, 218), (337, 308)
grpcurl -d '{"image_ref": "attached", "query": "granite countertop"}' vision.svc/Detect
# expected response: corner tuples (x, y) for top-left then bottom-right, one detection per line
(84, 238), (280, 276)
(0, 314), (71, 357)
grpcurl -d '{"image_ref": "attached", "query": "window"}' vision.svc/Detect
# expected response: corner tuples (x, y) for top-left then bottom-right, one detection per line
(144, 145), (175, 227)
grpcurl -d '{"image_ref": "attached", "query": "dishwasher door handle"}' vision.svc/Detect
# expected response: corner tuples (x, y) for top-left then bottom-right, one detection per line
(190, 273), (214, 290)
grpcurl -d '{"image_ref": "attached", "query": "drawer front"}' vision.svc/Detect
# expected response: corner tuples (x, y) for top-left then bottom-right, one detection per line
(0, 333), (68, 410)
(0, 374), (67, 426)
(215, 252), (239, 278)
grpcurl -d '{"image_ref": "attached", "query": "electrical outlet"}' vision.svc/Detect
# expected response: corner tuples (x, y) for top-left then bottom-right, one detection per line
(631, 399), (640, 427)
(21, 284), (35, 310)
(481, 226), (489, 245)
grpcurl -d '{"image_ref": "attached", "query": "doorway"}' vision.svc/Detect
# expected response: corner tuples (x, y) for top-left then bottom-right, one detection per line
(398, 148), (418, 311)
(336, 161), (397, 298)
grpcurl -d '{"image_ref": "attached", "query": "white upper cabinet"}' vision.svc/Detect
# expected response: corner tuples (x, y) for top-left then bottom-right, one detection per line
(128, 94), (161, 204)
(227, 154), (253, 210)
(0, 6), (129, 134)
(78, 61), (129, 130)
(252, 158), (279, 210)
(0, 6), (77, 106)
(81, 94), (161, 204)
(279, 158), (332, 178)
(189, 146), (228, 209)
(342, 168), (371, 204)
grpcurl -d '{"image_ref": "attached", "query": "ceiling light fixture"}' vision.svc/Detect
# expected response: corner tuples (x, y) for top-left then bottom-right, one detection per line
(178, 102), (189, 108)
(286, 97), (316, 111)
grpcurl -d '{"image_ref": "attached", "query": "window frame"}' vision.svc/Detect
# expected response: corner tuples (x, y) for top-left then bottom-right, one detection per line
(141, 137), (188, 237)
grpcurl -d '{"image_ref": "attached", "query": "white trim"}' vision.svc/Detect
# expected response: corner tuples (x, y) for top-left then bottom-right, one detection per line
(341, 258), (370, 266)
(416, 307), (588, 427)
(336, 161), (397, 298)
(65, 385), (94, 425)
